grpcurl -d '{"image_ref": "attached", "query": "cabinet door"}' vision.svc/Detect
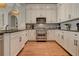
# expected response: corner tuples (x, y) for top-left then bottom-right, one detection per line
(10, 32), (20, 56)
(55, 30), (61, 44)
(75, 4), (79, 19)
(68, 32), (77, 56)
(22, 31), (27, 44)
(57, 4), (61, 23)
(58, 31), (64, 46)
(0, 35), (3, 56)
(26, 30), (29, 40)
(10, 33), (17, 56)
(29, 30), (36, 40)
(27, 30), (36, 40)
(57, 4), (65, 22)
(69, 4), (76, 19)
(63, 31), (71, 51)
(47, 30), (55, 40)
(74, 32), (79, 56)
(0, 14), (4, 30)
(60, 4), (66, 22)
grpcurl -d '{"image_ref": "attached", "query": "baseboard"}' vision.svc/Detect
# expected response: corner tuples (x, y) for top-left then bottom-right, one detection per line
(25, 40), (28, 44)
(17, 46), (24, 56)
(55, 41), (72, 56)
(28, 40), (37, 42)
(28, 40), (56, 42)
(17, 41), (28, 56)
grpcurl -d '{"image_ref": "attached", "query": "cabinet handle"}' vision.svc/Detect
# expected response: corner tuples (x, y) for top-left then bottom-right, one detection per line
(76, 40), (78, 46)
(61, 35), (64, 40)
(74, 40), (78, 46)
(19, 37), (22, 42)
(68, 14), (71, 19)
(26, 33), (27, 36)
(58, 34), (59, 36)
(74, 40), (76, 46)
(74, 34), (77, 36)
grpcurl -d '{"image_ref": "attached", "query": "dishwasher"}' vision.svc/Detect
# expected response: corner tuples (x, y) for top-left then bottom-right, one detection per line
(0, 34), (4, 56)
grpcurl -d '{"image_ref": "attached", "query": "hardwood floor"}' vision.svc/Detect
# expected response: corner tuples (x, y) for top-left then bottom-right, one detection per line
(18, 41), (70, 56)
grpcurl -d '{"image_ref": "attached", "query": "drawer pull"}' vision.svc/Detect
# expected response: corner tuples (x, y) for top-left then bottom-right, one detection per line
(76, 40), (78, 46)
(74, 34), (77, 36)
(74, 40), (76, 46)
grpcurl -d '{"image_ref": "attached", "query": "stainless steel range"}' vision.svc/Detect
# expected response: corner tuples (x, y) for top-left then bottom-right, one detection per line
(36, 17), (47, 41)
(36, 29), (47, 41)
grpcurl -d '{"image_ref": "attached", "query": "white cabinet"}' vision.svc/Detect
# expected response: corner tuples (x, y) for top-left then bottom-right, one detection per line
(59, 31), (65, 47)
(55, 30), (61, 44)
(46, 10), (57, 23)
(27, 30), (36, 40)
(10, 32), (19, 56)
(55, 30), (79, 56)
(69, 32), (79, 56)
(21, 30), (27, 44)
(10, 30), (27, 56)
(76, 33), (79, 56)
(70, 4), (79, 19)
(69, 4), (76, 19)
(47, 30), (55, 40)
(57, 4), (65, 22)
(0, 35), (3, 56)
(57, 4), (70, 22)
(3, 33), (11, 56)
(26, 4), (57, 23)
(57, 3), (79, 22)
(75, 4), (79, 19)
(56, 30), (65, 47)
(67, 32), (78, 56)
(55, 30), (68, 49)
(19, 31), (27, 49)
(63, 31), (70, 51)
(26, 9), (36, 23)
(0, 13), (4, 30)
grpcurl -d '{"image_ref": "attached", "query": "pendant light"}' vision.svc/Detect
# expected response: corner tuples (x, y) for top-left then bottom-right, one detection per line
(0, 3), (6, 8)
(10, 9), (20, 16)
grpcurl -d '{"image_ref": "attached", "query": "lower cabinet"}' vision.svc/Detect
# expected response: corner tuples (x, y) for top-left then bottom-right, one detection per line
(55, 30), (79, 56)
(47, 30), (55, 40)
(27, 30), (36, 40)
(55, 30), (60, 43)
(55, 30), (64, 45)
(67, 32), (77, 56)
(10, 32), (19, 56)
(10, 30), (27, 56)
(63, 31), (70, 52)
(69, 32), (79, 56)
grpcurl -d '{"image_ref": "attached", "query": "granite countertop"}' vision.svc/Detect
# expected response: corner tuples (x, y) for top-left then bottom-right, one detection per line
(0, 29), (26, 35)
(0, 29), (79, 35)
(56, 29), (79, 32)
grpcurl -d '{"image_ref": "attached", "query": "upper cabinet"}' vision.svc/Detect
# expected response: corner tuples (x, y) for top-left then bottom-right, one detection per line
(57, 3), (79, 22)
(25, 4), (57, 23)
(70, 4), (79, 19)
(0, 13), (4, 30)
(57, 3), (70, 22)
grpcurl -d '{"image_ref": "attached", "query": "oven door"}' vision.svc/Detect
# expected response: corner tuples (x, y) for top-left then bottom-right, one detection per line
(36, 30), (47, 41)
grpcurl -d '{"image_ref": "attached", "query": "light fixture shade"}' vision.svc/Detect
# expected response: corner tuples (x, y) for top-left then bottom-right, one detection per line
(0, 3), (6, 8)
(10, 9), (20, 16)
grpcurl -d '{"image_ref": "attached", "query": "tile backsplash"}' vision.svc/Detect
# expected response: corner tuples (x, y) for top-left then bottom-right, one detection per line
(61, 20), (79, 31)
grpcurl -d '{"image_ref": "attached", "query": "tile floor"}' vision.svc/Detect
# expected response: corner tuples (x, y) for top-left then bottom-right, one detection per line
(18, 41), (70, 56)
